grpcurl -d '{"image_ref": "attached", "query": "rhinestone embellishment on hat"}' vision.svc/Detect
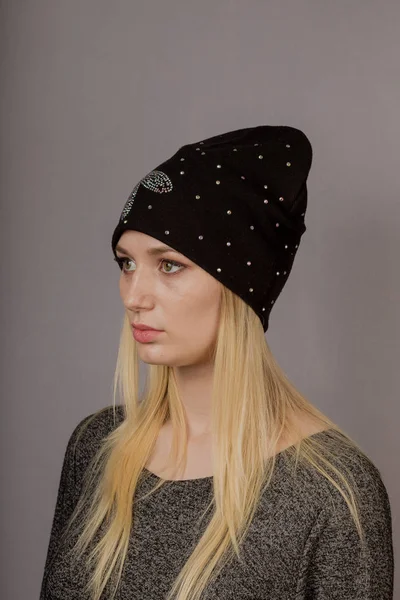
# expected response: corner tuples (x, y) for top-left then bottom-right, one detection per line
(120, 169), (173, 221)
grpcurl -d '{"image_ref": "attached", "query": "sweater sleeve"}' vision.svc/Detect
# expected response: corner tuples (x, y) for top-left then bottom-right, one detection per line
(39, 413), (93, 600)
(298, 459), (394, 599)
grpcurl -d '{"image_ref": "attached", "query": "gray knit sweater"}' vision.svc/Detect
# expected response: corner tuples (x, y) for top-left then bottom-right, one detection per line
(39, 405), (394, 599)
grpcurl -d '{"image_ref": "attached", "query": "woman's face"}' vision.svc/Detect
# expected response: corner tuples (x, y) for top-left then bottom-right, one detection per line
(115, 230), (222, 367)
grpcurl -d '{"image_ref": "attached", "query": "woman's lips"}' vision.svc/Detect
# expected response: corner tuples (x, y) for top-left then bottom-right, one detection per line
(132, 327), (163, 343)
(132, 323), (162, 331)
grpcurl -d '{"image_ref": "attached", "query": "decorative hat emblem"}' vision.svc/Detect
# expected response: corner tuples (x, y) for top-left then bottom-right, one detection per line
(120, 169), (173, 220)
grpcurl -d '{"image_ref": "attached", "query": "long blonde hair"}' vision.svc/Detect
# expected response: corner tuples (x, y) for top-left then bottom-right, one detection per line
(60, 284), (369, 600)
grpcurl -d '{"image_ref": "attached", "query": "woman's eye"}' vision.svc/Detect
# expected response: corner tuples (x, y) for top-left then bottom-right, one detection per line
(160, 259), (184, 274)
(114, 257), (134, 272)
(113, 257), (184, 275)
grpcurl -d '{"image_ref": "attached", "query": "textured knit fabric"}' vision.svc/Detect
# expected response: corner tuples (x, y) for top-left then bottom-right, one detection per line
(39, 406), (394, 599)
(111, 125), (313, 332)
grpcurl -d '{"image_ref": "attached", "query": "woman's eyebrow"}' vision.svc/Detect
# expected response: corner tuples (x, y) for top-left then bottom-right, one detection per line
(115, 244), (181, 256)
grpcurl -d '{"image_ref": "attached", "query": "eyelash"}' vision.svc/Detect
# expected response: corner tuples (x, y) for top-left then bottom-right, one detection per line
(113, 256), (185, 276)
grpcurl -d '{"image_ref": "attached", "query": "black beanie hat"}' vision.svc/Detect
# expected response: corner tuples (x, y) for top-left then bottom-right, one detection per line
(111, 125), (313, 332)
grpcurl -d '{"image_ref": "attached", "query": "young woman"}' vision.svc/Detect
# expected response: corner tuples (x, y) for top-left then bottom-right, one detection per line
(40, 125), (394, 599)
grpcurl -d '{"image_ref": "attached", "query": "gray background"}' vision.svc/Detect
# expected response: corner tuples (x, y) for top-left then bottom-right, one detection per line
(1, 1), (398, 597)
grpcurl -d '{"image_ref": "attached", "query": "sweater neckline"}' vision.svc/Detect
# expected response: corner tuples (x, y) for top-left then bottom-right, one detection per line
(142, 428), (334, 484)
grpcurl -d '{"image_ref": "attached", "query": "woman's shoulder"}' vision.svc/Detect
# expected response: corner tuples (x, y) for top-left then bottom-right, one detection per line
(285, 428), (393, 520)
(74, 404), (125, 440)
(67, 404), (125, 473)
(292, 433), (394, 597)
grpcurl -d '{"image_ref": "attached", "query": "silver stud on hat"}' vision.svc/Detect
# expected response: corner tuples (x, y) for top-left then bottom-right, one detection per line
(286, 162), (291, 166)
